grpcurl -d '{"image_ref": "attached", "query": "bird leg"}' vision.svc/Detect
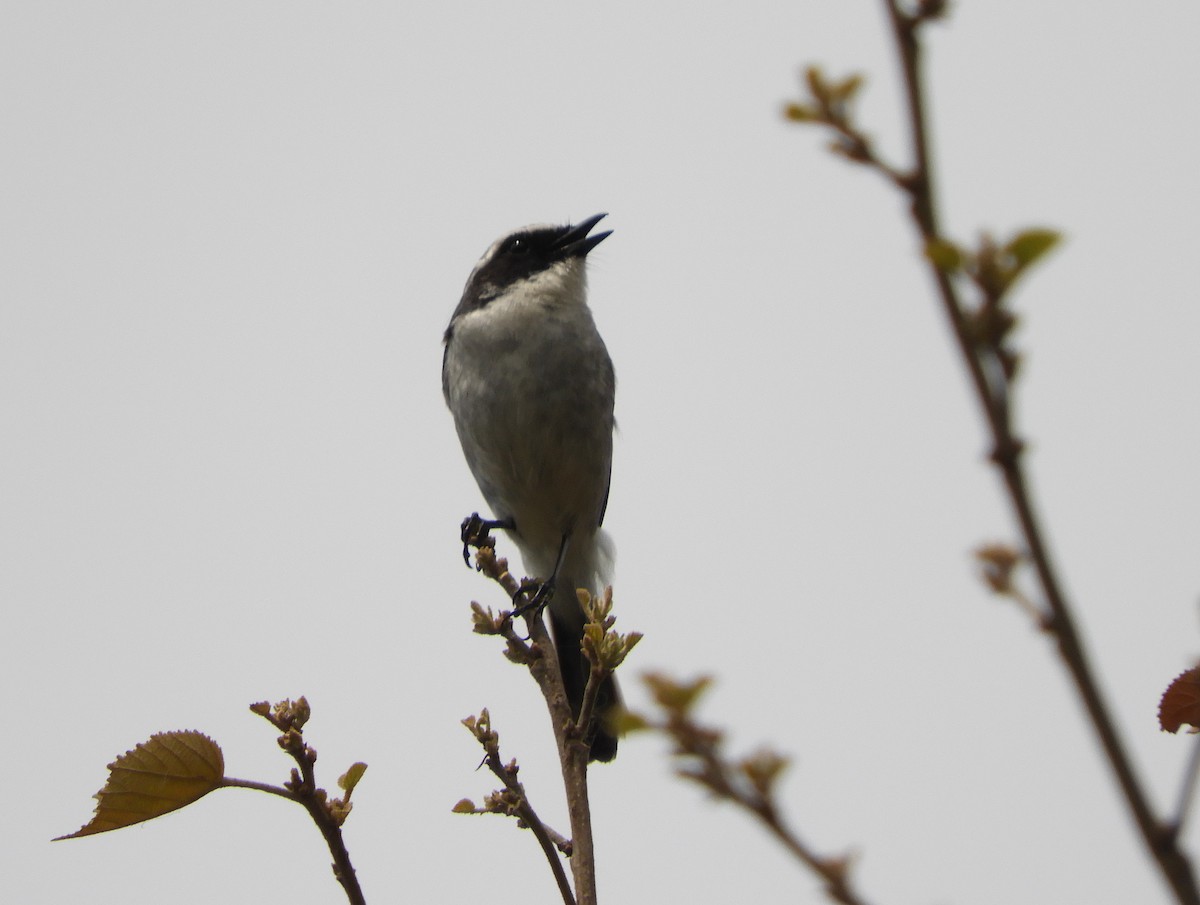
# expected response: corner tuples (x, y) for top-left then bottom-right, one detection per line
(512, 532), (571, 618)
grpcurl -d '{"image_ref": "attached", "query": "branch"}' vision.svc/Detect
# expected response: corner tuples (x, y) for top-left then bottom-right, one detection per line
(247, 699), (367, 905)
(462, 524), (599, 905)
(460, 711), (576, 905)
(783, 4), (1200, 902)
(634, 673), (876, 905)
(1173, 734), (1200, 836)
(875, 6), (1198, 901)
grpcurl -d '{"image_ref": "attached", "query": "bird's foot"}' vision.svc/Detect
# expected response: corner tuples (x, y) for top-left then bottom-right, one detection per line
(511, 576), (554, 619)
(459, 513), (515, 566)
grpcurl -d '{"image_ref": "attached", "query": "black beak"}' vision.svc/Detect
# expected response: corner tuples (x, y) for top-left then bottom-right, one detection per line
(556, 213), (611, 258)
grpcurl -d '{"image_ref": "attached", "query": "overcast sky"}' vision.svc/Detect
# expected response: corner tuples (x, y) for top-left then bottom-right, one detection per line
(5, 2), (1200, 904)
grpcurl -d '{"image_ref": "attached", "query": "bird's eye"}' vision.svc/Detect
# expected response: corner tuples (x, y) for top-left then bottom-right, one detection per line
(507, 237), (529, 255)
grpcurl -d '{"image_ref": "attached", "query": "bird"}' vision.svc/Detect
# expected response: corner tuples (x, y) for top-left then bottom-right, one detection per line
(442, 213), (619, 762)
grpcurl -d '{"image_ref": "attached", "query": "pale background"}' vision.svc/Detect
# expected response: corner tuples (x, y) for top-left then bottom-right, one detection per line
(4, 2), (1200, 903)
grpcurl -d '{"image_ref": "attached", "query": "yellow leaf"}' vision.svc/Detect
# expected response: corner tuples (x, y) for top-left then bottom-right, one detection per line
(56, 730), (224, 839)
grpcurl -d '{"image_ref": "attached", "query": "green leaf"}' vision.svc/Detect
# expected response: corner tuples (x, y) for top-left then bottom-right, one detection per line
(804, 66), (828, 101)
(829, 73), (865, 105)
(1004, 228), (1061, 270)
(740, 749), (791, 796)
(610, 709), (651, 734)
(338, 762), (368, 794)
(643, 673), (713, 713)
(783, 103), (817, 122)
(924, 238), (963, 273)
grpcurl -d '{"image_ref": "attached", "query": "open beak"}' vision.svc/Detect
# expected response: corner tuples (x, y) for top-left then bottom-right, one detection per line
(556, 213), (611, 258)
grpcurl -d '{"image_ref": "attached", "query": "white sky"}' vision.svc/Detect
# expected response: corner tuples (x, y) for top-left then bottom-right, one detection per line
(5, 2), (1200, 903)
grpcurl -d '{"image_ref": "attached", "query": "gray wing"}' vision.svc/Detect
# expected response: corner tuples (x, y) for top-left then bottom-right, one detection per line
(596, 352), (616, 528)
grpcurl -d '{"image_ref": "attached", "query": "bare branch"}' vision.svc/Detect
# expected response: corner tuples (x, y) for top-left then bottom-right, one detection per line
(779, 3), (1200, 901)
(874, 5), (1198, 899)
(636, 673), (876, 905)
(461, 712), (576, 905)
(245, 699), (367, 905)
(461, 524), (610, 905)
(1173, 735), (1200, 837)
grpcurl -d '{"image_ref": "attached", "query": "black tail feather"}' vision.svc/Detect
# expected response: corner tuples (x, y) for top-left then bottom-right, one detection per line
(548, 603), (620, 763)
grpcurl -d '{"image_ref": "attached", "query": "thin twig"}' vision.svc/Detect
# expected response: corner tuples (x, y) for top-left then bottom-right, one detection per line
(245, 701), (367, 905)
(220, 776), (295, 800)
(645, 672), (875, 905)
(749, 802), (867, 905)
(468, 537), (600, 905)
(1173, 734), (1200, 836)
(291, 746), (365, 905)
(478, 744), (576, 905)
(875, 2), (1198, 902)
(575, 662), (606, 747)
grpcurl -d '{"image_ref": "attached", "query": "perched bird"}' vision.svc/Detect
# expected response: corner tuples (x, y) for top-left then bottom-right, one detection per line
(442, 213), (619, 762)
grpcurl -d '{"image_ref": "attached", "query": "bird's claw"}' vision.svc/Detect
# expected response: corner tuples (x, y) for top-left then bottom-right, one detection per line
(511, 577), (554, 620)
(459, 513), (514, 567)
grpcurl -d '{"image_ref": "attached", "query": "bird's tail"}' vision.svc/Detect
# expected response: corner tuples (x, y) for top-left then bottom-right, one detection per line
(547, 582), (620, 763)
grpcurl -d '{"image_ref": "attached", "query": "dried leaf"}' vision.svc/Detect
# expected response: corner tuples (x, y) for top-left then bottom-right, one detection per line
(975, 543), (1021, 594)
(1160, 667), (1200, 733)
(57, 731), (224, 839)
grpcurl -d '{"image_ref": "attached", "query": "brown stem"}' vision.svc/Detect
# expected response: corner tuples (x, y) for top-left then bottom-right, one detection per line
(220, 772), (366, 905)
(220, 776), (294, 800)
(471, 542), (599, 905)
(666, 715), (874, 905)
(1173, 736), (1200, 836)
(878, 2), (1198, 902)
(575, 661), (607, 747)
(750, 801), (872, 905)
(524, 610), (598, 905)
(292, 750), (365, 905)
(481, 752), (576, 905)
